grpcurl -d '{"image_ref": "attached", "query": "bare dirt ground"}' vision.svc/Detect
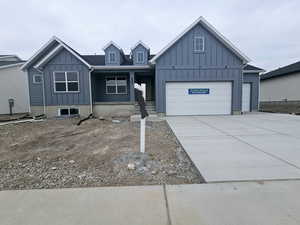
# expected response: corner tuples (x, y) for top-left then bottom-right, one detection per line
(0, 118), (203, 190)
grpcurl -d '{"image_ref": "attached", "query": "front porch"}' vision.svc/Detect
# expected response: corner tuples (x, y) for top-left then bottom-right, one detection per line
(90, 69), (155, 117)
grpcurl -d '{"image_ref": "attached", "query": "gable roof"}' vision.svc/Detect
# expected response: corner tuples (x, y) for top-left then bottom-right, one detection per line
(261, 60), (300, 80)
(243, 64), (265, 73)
(150, 16), (250, 64)
(102, 41), (123, 53)
(0, 61), (26, 69)
(21, 36), (91, 70)
(131, 41), (150, 51)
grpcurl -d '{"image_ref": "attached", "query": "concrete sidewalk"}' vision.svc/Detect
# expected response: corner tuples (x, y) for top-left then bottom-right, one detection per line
(1, 181), (300, 225)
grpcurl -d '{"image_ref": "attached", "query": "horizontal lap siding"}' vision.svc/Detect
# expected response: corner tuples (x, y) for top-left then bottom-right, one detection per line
(243, 73), (260, 110)
(43, 49), (90, 106)
(155, 22), (243, 113)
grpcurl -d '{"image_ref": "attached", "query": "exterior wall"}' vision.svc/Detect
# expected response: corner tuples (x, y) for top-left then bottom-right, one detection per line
(93, 104), (135, 117)
(104, 45), (123, 65)
(28, 67), (43, 106)
(28, 48), (91, 108)
(132, 44), (149, 65)
(0, 65), (30, 114)
(91, 73), (130, 102)
(243, 72), (259, 111)
(260, 72), (300, 102)
(155, 22), (243, 114)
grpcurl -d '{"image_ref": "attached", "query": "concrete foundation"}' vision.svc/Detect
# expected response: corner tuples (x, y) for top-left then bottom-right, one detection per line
(260, 101), (300, 113)
(93, 103), (135, 117)
(232, 110), (242, 115)
(30, 105), (91, 118)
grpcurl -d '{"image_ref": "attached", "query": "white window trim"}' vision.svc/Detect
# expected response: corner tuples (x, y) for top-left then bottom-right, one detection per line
(136, 51), (144, 63)
(105, 76), (127, 95)
(108, 51), (117, 63)
(194, 36), (205, 52)
(53, 71), (80, 93)
(58, 107), (80, 116)
(33, 74), (43, 84)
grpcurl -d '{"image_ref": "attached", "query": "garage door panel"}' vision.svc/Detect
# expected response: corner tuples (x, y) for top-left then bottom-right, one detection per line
(166, 82), (232, 116)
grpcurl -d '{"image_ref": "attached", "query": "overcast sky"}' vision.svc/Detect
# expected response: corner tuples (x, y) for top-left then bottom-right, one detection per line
(1, 0), (299, 71)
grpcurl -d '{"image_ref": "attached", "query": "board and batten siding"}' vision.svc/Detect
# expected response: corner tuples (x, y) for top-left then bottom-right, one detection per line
(28, 48), (91, 106)
(132, 44), (148, 65)
(155, 22), (243, 113)
(104, 45), (123, 65)
(243, 73), (259, 111)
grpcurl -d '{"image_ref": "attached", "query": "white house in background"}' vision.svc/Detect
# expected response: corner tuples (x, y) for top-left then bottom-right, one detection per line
(0, 55), (30, 115)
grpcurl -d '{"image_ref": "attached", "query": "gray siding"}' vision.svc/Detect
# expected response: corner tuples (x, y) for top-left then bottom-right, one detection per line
(243, 73), (260, 111)
(28, 48), (91, 106)
(155, 22), (243, 113)
(132, 44), (149, 65)
(91, 74), (130, 102)
(104, 45), (123, 65)
(28, 67), (43, 106)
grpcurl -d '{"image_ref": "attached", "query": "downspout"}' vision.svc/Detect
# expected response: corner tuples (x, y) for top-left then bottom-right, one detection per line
(88, 68), (94, 114)
(36, 67), (46, 115)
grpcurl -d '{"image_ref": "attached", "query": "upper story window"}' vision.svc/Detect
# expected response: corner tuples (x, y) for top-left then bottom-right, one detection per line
(108, 51), (116, 63)
(194, 36), (205, 52)
(106, 76), (127, 94)
(54, 71), (79, 92)
(136, 51), (144, 63)
(33, 74), (43, 84)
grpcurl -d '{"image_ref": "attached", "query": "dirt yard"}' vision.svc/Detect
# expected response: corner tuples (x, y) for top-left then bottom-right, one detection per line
(0, 118), (203, 190)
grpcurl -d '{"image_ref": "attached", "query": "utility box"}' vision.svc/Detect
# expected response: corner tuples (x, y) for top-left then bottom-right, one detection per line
(8, 98), (14, 115)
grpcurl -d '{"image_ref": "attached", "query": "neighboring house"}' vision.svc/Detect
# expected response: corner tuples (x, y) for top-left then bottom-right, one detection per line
(21, 17), (262, 117)
(0, 55), (30, 115)
(260, 61), (300, 113)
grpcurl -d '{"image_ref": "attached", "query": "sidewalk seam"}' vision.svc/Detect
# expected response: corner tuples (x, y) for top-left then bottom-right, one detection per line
(163, 184), (172, 225)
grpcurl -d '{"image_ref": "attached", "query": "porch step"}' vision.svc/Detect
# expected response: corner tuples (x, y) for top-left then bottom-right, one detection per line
(134, 102), (156, 114)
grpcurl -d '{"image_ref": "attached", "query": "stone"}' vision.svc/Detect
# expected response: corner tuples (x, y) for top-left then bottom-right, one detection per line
(51, 167), (57, 170)
(112, 119), (121, 123)
(69, 160), (75, 164)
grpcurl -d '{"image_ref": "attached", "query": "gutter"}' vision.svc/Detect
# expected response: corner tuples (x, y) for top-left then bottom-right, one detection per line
(92, 65), (153, 70)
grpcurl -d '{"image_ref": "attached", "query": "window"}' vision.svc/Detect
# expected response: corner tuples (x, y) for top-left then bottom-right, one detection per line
(106, 76), (127, 94)
(33, 74), (42, 84)
(108, 51), (116, 63)
(54, 71), (79, 92)
(136, 51), (144, 63)
(194, 36), (205, 52)
(59, 107), (79, 117)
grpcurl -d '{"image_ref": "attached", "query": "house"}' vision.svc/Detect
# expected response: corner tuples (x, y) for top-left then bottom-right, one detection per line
(0, 55), (30, 115)
(21, 17), (262, 118)
(260, 60), (300, 113)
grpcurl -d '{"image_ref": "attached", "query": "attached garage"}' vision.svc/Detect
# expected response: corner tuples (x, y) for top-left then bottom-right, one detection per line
(166, 82), (232, 116)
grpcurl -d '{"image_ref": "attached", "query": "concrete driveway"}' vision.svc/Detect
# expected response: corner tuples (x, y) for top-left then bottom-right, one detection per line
(167, 113), (300, 182)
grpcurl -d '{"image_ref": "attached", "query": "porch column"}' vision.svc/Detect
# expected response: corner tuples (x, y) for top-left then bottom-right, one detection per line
(130, 71), (135, 102)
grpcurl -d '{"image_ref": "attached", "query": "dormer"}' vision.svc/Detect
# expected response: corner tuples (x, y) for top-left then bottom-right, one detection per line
(131, 41), (150, 65)
(102, 41), (124, 65)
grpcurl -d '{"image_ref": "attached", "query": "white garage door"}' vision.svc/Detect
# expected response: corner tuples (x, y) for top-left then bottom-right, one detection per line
(166, 82), (232, 116)
(242, 83), (251, 112)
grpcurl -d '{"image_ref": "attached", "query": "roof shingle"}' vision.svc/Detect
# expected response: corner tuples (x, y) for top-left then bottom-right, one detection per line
(261, 61), (300, 80)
